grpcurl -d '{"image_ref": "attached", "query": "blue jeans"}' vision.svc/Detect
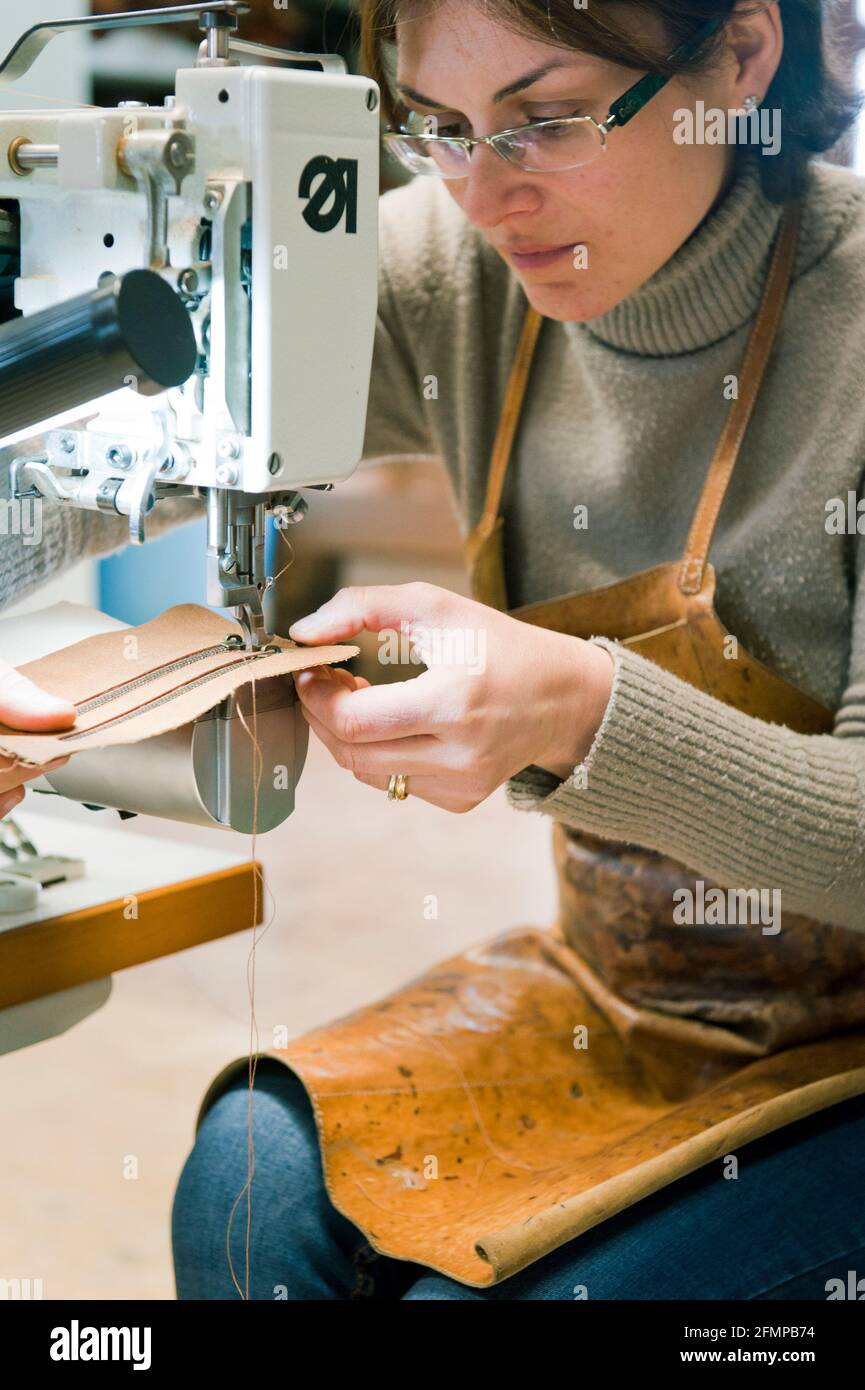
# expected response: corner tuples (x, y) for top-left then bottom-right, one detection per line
(172, 1059), (865, 1300)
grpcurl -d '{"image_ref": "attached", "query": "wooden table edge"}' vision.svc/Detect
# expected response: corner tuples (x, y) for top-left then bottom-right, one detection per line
(0, 860), (264, 1010)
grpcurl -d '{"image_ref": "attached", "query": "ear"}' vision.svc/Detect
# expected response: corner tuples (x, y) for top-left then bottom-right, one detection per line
(723, 0), (784, 107)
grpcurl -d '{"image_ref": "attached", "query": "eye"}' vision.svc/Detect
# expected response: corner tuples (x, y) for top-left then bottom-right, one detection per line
(400, 107), (466, 137)
(526, 109), (586, 126)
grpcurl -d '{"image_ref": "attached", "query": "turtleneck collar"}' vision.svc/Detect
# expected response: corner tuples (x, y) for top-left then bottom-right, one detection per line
(566, 156), (849, 358)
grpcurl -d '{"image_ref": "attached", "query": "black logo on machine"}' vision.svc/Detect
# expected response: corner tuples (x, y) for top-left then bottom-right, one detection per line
(298, 156), (358, 234)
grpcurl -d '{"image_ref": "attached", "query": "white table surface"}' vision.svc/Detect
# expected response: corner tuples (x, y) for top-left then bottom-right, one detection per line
(0, 809), (252, 1054)
(0, 809), (251, 935)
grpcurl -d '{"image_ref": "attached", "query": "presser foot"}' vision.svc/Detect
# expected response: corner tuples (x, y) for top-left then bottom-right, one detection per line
(235, 599), (269, 650)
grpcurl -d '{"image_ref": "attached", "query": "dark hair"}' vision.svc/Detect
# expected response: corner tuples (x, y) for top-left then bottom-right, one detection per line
(358, 0), (861, 201)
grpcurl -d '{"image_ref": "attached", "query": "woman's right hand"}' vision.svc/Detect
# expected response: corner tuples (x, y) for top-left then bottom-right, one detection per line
(0, 658), (77, 818)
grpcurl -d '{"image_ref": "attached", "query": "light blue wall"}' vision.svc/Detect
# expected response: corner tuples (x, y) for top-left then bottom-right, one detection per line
(98, 517), (208, 625)
(98, 514), (282, 626)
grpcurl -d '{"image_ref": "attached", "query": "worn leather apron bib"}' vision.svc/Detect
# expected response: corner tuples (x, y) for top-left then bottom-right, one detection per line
(197, 200), (865, 1289)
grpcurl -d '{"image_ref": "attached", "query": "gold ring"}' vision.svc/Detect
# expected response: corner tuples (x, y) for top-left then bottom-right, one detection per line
(387, 774), (409, 801)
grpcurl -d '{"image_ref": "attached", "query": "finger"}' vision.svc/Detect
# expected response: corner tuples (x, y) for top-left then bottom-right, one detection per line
(301, 706), (448, 777)
(0, 787), (25, 818)
(288, 582), (449, 646)
(337, 671), (371, 690)
(0, 753), (69, 774)
(294, 667), (439, 742)
(329, 670), (372, 692)
(0, 664), (77, 731)
(19, 756), (70, 783)
(322, 666), (363, 691)
(293, 664), (361, 693)
(351, 769), (475, 814)
(0, 756), (69, 796)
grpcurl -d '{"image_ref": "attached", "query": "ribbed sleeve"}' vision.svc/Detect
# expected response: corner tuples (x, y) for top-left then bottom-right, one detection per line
(506, 637), (865, 934)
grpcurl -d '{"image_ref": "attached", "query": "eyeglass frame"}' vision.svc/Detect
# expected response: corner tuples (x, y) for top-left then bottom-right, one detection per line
(382, 12), (728, 175)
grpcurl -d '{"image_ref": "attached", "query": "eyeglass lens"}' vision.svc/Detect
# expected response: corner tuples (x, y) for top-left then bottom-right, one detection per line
(388, 120), (603, 176)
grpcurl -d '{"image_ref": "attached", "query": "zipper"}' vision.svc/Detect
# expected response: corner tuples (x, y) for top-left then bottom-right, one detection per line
(60, 637), (280, 742)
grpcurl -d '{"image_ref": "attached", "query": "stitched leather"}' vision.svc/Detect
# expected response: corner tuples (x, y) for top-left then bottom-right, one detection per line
(0, 604), (358, 764)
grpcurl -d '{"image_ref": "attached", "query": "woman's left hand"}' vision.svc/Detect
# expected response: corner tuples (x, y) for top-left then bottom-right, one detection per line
(289, 583), (613, 813)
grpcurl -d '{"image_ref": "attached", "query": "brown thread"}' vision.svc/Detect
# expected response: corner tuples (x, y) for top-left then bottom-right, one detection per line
(8, 90), (104, 110)
(270, 523), (297, 589)
(221, 526), (299, 1297)
(225, 679), (268, 1300)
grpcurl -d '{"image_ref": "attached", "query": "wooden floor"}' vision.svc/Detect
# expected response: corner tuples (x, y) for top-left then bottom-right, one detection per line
(0, 731), (556, 1299)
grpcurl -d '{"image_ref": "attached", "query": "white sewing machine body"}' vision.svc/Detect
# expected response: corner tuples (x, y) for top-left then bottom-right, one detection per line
(0, 24), (380, 494)
(0, 4), (381, 832)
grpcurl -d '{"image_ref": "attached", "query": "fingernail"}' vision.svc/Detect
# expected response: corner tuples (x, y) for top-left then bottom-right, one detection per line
(27, 691), (75, 713)
(290, 615), (323, 638)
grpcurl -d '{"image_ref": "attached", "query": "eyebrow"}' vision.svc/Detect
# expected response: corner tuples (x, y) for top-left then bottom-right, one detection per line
(396, 61), (573, 109)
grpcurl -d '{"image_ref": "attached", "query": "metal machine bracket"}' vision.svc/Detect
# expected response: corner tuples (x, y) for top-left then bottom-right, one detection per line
(0, 3), (346, 85)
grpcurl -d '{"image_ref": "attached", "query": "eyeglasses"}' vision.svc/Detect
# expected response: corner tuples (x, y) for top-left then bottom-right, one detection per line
(383, 14), (726, 178)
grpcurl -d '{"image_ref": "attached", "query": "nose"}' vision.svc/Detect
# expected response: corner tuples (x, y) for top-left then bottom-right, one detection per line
(457, 141), (536, 232)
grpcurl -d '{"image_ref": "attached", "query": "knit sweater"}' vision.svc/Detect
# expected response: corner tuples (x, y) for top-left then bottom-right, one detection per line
(0, 429), (203, 609)
(361, 156), (865, 934)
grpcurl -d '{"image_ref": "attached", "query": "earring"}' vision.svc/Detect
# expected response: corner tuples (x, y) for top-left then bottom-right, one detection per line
(741, 94), (761, 113)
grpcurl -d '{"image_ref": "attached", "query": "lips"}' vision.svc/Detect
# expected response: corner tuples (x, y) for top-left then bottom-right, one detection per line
(503, 242), (571, 254)
(503, 242), (575, 270)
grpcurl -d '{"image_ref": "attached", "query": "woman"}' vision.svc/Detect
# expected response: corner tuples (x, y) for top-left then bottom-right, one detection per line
(172, 0), (865, 1299)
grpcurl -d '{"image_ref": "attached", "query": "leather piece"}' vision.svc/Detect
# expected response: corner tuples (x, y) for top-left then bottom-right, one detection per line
(198, 929), (865, 1287)
(510, 560), (833, 734)
(678, 201), (802, 593)
(474, 304), (545, 539)
(465, 515), (509, 615)
(0, 604), (358, 764)
(554, 824), (865, 1054)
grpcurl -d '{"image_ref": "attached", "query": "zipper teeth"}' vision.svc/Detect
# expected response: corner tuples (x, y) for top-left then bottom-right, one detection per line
(75, 643), (234, 714)
(60, 649), (272, 742)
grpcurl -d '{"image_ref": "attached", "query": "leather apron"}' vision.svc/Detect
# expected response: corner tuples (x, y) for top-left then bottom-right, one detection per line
(196, 199), (865, 1289)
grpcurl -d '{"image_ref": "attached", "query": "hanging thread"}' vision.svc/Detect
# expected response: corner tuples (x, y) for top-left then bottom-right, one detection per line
(225, 676), (265, 1300)
(221, 520), (308, 1295)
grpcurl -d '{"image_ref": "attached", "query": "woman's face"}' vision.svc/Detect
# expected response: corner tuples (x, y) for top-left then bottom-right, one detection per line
(395, 2), (776, 322)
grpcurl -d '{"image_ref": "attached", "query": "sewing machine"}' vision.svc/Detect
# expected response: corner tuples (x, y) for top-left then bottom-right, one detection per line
(0, 1), (380, 833)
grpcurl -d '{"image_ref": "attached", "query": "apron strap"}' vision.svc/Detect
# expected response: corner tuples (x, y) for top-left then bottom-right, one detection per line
(679, 198), (802, 595)
(476, 304), (544, 540)
(480, 198), (802, 592)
